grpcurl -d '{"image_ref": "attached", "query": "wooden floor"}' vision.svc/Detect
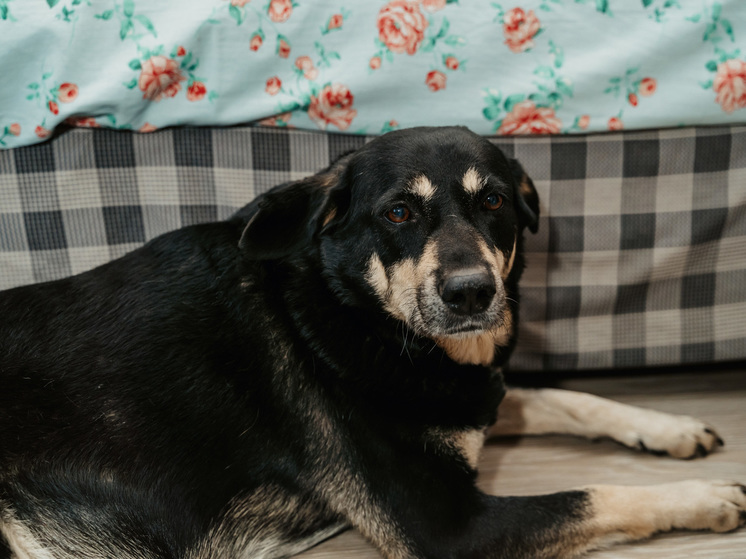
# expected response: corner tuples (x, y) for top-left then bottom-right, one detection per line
(297, 366), (746, 558)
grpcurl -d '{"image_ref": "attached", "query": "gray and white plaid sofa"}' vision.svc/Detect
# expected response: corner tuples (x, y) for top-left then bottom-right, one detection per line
(1, 125), (744, 372)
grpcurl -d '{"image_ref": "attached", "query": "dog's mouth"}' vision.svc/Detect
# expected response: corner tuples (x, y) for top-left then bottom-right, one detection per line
(415, 282), (508, 346)
(441, 320), (498, 337)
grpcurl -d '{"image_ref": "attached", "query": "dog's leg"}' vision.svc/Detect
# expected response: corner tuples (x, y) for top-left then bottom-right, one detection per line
(488, 388), (723, 458)
(519, 480), (746, 558)
(354, 480), (745, 558)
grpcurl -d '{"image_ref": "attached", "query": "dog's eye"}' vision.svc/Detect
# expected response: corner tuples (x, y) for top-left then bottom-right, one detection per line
(386, 205), (411, 224)
(483, 193), (503, 211)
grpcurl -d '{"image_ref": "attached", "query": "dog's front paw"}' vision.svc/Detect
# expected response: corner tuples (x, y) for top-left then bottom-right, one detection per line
(615, 408), (724, 459)
(586, 480), (746, 543)
(666, 480), (746, 533)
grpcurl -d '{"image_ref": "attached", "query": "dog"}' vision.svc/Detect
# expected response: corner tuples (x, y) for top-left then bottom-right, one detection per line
(0, 126), (743, 559)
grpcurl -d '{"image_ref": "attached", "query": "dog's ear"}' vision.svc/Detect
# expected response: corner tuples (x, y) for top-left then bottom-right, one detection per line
(238, 156), (352, 260)
(508, 158), (539, 234)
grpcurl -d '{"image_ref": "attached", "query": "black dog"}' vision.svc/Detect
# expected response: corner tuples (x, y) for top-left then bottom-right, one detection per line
(1, 127), (743, 559)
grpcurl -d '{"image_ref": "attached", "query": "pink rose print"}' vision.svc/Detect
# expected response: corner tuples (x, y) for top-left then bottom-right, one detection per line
(498, 100), (561, 135)
(370, 56), (382, 70)
(139, 122), (158, 133)
(377, 0), (429, 55)
(607, 117), (624, 131)
(250, 33), (263, 51)
(231, 0), (251, 5)
(327, 13), (343, 31)
(628, 93), (638, 107)
(308, 83), (358, 131)
(639, 77), (656, 97)
(58, 83), (78, 103)
(258, 112), (292, 127)
(445, 56), (459, 70)
(138, 56), (186, 101)
(66, 117), (99, 128)
(187, 81), (207, 101)
(277, 38), (291, 58)
(176, 46), (187, 57)
(713, 59), (746, 113)
(577, 115), (590, 130)
(9, 123), (20, 136)
(268, 0), (292, 23)
(425, 70), (447, 92)
(295, 56), (319, 80)
(35, 125), (50, 138)
(421, 0), (446, 12)
(265, 76), (282, 95)
(49, 100), (59, 115)
(503, 7), (541, 54)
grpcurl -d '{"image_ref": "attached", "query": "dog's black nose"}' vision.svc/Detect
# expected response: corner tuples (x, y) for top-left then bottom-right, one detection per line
(439, 269), (496, 316)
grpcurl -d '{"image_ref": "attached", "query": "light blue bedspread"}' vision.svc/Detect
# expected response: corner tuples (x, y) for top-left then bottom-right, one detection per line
(1, 0), (745, 148)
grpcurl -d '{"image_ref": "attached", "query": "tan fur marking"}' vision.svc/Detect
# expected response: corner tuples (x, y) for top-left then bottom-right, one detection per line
(365, 253), (389, 300)
(406, 174), (436, 201)
(503, 236), (517, 280)
(462, 167), (485, 194)
(367, 241), (439, 328)
(479, 238), (504, 276)
(321, 206), (337, 228)
(426, 428), (486, 470)
(435, 305), (513, 366)
(0, 517), (55, 559)
(452, 429), (487, 470)
(436, 333), (496, 366)
(519, 177), (534, 197)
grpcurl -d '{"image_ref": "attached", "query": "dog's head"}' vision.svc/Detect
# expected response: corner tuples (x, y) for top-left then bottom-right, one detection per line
(240, 127), (539, 366)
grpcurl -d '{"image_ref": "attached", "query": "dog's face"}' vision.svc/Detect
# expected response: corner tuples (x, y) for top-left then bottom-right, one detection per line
(240, 127), (538, 366)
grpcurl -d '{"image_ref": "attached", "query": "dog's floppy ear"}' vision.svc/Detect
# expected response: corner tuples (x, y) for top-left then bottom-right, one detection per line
(238, 156), (351, 260)
(508, 158), (540, 234)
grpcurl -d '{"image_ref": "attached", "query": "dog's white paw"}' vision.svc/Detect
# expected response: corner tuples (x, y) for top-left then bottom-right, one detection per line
(587, 480), (746, 544)
(664, 480), (746, 533)
(609, 406), (724, 459)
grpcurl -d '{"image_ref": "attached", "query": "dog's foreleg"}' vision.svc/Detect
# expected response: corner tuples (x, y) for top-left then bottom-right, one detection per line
(376, 481), (746, 558)
(569, 480), (746, 554)
(520, 480), (746, 558)
(488, 388), (723, 459)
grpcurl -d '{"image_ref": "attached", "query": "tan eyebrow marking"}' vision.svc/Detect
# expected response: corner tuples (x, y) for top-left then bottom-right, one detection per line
(406, 175), (436, 201)
(462, 167), (486, 194)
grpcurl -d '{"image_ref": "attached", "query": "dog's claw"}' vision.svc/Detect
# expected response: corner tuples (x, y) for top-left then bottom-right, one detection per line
(705, 428), (726, 447)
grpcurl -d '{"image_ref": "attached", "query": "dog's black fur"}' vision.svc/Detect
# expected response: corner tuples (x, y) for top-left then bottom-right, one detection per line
(1, 127), (741, 559)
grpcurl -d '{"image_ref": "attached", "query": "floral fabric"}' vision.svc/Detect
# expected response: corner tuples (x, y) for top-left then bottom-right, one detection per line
(1, 0), (745, 148)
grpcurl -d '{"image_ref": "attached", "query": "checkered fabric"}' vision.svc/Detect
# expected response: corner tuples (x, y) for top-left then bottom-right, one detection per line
(1, 126), (745, 372)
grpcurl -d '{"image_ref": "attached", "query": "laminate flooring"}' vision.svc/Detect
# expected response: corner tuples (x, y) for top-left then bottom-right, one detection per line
(297, 366), (746, 558)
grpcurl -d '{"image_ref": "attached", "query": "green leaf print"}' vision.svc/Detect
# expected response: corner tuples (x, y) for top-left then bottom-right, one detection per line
(504, 93), (526, 112)
(135, 14), (157, 37)
(120, 18), (133, 40)
(720, 19), (734, 41)
(229, 4), (242, 25)
(46, 0), (60, 7)
(123, 0), (134, 18)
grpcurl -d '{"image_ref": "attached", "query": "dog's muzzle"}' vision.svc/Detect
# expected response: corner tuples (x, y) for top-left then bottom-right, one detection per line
(438, 268), (496, 317)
